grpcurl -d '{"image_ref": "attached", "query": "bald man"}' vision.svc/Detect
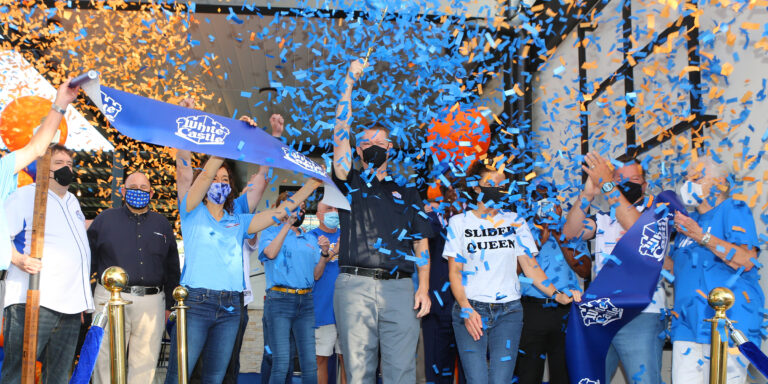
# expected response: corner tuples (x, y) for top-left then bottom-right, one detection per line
(87, 171), (180, 384)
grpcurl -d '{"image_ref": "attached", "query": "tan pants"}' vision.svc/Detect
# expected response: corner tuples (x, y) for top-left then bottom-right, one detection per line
(93, 284), (165, 384)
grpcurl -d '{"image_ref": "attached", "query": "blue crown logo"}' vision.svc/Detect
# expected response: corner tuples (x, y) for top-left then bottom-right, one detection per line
(100, 92), (122, 122)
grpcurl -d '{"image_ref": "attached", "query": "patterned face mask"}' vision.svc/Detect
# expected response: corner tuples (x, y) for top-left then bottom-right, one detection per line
(125, 189), (150, 209)
(207, 182), (232, 205)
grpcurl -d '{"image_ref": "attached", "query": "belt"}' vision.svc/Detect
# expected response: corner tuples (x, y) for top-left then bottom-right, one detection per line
(521, 295), (566, 306)
(270, 286), (311, 295)
(340, 266), (412, 280)
(127, 285), (162, 296)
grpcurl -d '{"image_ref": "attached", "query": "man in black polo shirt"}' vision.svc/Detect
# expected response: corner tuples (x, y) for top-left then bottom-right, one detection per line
(88, 170), (180, 383)
(331, 59), (434, 384)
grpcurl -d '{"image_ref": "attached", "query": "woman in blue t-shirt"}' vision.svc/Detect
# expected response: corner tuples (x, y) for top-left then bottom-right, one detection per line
(258, 192), (329, 384)
(165, 156), (321, 383)
(670, 157), (763, 384)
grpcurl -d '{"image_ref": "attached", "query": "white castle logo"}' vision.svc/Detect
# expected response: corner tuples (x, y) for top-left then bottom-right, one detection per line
(579, 298), (623, 327)
(175, 115), (230, 145)
(578, 379), (599, 384)
(281, 147), (325, 176)
(638, 216), (669, 262)
(100, 92), (122, 122)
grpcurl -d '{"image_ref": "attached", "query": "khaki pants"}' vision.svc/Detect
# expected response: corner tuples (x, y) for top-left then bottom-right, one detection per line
(93, 284), (165, 384)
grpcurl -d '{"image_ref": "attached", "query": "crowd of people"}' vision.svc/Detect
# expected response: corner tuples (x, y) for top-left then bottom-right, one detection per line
(0, 60), (763, 384)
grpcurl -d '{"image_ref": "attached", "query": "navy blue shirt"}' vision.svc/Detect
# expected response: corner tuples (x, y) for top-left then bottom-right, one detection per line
(88, 206), (180, 309)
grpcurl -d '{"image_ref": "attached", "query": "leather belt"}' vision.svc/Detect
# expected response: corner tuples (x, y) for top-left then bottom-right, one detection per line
(521, 295), (566, 306)
(127, 285), (162, 296)
(340, 266), (412, 280)
(270, 286), (311, 295)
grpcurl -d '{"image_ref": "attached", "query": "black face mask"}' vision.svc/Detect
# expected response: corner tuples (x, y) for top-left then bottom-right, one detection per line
(292, 210), (306, 228)
(478, 186), (507, 206)
(52, 166), (74, 187)
(361, 145), (387, 169)
(619, 181), (644, 204)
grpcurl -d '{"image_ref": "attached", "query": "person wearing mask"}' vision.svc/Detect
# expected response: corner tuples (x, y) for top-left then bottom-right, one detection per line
(2, 144), (94, 384)
(515, 181), (591, 384)
(445, 160), (579, 384)
(670, 156), (763, 384)
(310, 201), (346, 384)
(258, 194), (323, 384)
(563, 152), (667, 384)
(164, 155), (321, 383)
(88, 171), (180, 384)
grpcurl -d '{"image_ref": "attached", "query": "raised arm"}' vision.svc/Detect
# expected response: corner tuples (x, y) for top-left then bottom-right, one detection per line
(184, 156), (224, 212)
(247, 178), (323, 234)
(175, 98), (196, 200)
(563, 174), (598, 241)
(333, 60), (364, 181)
(674, 211), (757, 271)
(241, 114), (284, 212)
(583, 151), (642, 231)
(14, 79), (80, 174)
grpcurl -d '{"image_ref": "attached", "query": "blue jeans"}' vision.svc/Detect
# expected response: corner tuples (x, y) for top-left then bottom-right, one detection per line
(264, 290), (317, 384)
(165, 288), (241, 384)
(452, 299), (524, 384)
(0, 304), (81, 384)
(606, 312), (666, 384)
(260, 311), (296, 384)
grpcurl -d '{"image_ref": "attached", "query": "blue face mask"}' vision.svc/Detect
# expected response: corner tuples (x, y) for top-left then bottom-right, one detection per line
(207, 182), (231, 205)
(323, 212), (340, 229)
(125, 189), (150, 209)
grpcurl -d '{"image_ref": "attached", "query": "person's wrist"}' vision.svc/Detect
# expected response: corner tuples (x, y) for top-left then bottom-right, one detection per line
(698, 232), (711, 246)
(51, 102), (67, 115)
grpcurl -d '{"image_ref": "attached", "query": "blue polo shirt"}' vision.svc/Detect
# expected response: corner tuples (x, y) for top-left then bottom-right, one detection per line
(259, 225), (320, 290)
(310, 227), (341, 327)
(179, 194), (253, 292)
(670, 198), (763, 345)
(0, 152), (17, 269)
(520, 236), (580, 298)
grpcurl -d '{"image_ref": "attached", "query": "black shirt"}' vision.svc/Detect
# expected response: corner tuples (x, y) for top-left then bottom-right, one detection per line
(88, 206), (180, 309)
(332, 168), (434, 274)
(425, 211), (454, 318)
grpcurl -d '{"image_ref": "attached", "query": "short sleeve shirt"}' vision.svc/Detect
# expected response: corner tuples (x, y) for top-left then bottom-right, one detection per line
(179, 195), (253, 292)
(443, 211), (538, 303)
(670, 198), (763, 345)
(310, 228), (341, 327)
(332, 168), (434, 274)
(0, 152), (18, 269)
(258, 226), (320, 290)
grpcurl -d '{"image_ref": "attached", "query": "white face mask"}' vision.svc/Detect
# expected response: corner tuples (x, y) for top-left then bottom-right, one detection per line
(679, 180), (704, 207)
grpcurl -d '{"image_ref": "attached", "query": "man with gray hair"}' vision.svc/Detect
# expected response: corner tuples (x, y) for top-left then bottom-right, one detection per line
(87, 170), (180, 384)
(669, 155), (762, 384)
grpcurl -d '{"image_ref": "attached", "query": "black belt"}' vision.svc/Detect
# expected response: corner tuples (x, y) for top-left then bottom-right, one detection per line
(521, 295), (567, 306)
(126, 285), (162, 296)
(341, 266), (412, 280)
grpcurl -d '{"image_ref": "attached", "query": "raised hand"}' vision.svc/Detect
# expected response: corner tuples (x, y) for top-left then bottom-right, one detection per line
(240, 115), (258, 127)
(269, 114), (285, 137)
(347, 59), (365, 82)
(54, 78), (80, 108)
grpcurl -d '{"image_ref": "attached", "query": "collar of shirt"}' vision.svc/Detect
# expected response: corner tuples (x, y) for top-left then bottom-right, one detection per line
(121, 205), (149, 222)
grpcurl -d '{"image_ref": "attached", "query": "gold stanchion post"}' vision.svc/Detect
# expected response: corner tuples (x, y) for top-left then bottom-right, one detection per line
(172, 286), (189, 384)
(101, 267), (132, 384)
(706, 287), (735, 384)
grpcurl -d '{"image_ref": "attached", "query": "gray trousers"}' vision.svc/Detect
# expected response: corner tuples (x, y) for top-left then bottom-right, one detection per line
(333, 273), (420, 384)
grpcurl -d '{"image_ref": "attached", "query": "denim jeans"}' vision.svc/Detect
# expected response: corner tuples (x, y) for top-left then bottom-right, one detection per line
(1, 304), (81, 384)
(165, 288), (241, 384)
(264, 290), (317, 384)
(452, 299), (524, 384)
(260, 312), (296, 384)
(606, 312), (666, 384)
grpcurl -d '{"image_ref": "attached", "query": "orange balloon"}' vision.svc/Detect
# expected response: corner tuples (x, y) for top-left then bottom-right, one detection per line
(427, 108), (490, 163)
(427, 183), (442, 201)
(17, 170), (33, 187)
(0, 96), (68, 151)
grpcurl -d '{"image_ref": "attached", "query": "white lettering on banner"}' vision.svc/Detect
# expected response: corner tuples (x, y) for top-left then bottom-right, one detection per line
(281, 147), (325, 176)
(578, 379), (599, 384)
(175, 115), (230, 145)
(638, 217), (669, 262)
(100, 92), (122, 122)
(579, 298), (623, 327)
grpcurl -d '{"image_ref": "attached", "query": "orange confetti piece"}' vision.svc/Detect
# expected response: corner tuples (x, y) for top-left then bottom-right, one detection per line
(743, 291), (751, 303)
(524, 172), (536, 181)
(741, 22), (760, 30)
(721, 62), (734, 76)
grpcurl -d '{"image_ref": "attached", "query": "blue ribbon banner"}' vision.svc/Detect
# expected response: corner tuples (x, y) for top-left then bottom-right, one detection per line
(83, 84), (350, 210)
(566, 190), (685, 384)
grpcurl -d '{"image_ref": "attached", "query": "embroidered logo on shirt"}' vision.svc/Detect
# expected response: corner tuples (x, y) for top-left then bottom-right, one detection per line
(579, 297), (623, 327)
(154, 231), (167, 243)
(76, 210), (85, 222)
(391, 191), (402, 199)
(638, 217), (669, 262)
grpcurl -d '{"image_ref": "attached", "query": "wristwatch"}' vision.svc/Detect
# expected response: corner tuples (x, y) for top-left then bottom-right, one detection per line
(552, 289), (564, 298)
(321, 251), (330, 258)
(699, 232), (712, 246)
(601, 181), (616, 194)
(51, 103), (67, 115)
